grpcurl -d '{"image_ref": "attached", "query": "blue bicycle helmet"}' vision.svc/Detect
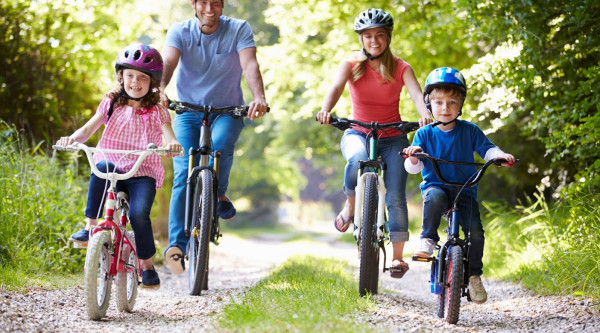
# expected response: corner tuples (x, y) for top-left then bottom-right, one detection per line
(423, 67), (467, 112)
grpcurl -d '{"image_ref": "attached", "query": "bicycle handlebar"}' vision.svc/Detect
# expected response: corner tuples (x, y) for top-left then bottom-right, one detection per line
(405, 152), (518, 188)
(53, 143), (181, 181)
(322, 116), (420, 134)
(169, 100), (270, 118)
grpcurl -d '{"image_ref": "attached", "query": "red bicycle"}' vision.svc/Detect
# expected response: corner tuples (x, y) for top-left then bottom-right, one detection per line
(53, 142), (179, 320)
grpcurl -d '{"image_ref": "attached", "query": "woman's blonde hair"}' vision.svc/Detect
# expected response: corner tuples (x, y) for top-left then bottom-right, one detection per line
(349, 34), (396, 84)
(106, 69), (162, 108)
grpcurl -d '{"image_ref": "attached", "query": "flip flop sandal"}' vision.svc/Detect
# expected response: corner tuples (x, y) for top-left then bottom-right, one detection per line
(334, 213), (354, 232)
(390, 259), (409, 279)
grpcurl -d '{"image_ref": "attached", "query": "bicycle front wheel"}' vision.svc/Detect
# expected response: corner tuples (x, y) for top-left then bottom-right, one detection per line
(358, 173), (380, 297)
(116, 231), (138, 312)
(444, 245), (463, 324)
(188, 168), (214, 296)
(84, 231), (112, 320)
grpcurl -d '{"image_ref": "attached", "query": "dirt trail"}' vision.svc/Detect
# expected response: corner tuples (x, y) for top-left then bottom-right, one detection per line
(1, 227), (599, 332)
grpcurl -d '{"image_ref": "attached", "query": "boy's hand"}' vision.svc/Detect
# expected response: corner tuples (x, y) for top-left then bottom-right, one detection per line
(402, 146), (423, 164)
(498, 153), (516, 167)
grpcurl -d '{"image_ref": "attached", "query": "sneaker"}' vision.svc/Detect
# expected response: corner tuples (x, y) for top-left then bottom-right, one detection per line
(469, 275), (488, 304)
(141, 266), (160, 290)
(69, 228), (89, 245)
(164, 246), (185, 274)
(218, 200), (236, 220)
(414, 238), (436, 258)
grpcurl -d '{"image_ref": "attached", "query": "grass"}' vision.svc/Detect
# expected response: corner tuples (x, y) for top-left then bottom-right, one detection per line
(217, 255), (381, 333)
(482, 187), (600, 300)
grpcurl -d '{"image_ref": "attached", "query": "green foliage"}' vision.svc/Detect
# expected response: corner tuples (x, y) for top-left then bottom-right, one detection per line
(0, 0), (153, 145)
(483, 184), (600, 299)
(218, 255), (377, 332)
(0, 123), (87, 287)
(459, 0), (600, 195)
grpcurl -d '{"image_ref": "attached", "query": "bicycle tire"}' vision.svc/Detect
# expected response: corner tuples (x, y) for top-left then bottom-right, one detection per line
(444, 246), (463, 324)
(358, 173), (380, 297)
(84, 231), (112, 320)
(116, 231), (138, 312)
(189, 169), (214, 295)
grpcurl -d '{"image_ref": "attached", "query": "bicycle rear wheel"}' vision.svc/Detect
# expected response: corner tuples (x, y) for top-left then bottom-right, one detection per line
(84, 231), (112, 320)
(188, 169), (214, 295)
(444, 246), (463, 324)
(358, 173), (380, 297)
(116, 231), (138, 312)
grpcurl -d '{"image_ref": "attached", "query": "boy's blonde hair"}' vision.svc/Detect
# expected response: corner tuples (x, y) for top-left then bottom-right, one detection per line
(429, 86), (465, 104)
(106, 69), (162, 108)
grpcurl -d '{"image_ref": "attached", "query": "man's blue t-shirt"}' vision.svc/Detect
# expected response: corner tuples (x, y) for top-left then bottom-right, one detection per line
(165, 16), (256, 107)
(411, 119), (496, 197)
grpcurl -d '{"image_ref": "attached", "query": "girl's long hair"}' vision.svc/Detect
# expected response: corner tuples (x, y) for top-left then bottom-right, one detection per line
(349, 34), (396, 84)
(105, 69), (161, 108)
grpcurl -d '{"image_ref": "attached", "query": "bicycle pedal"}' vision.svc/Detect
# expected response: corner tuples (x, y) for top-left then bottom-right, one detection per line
(70, 241), (88, 249)
(411, 255), (433, 262)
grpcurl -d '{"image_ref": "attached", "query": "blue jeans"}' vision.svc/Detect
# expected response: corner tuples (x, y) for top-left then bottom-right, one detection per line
(421, 185), (485, 276)
(340, 130), (410, 242)
(168, 112), (244, 251)
(85, 160), (157, 260)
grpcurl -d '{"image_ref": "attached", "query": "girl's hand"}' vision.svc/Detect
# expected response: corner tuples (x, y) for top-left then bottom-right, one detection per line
(56, 136), (75, 147)
(165, 141), (183, 157)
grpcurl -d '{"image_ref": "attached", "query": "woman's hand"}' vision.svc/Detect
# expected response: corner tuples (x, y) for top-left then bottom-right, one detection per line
(419, 116), (433, 127)
(316, 110), (332, 125)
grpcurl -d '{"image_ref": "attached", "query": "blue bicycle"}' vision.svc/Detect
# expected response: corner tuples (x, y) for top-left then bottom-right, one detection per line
(407, 152), (517, 324)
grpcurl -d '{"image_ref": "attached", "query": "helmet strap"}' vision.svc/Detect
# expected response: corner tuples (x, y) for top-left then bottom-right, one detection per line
(362, 47), (389, 61)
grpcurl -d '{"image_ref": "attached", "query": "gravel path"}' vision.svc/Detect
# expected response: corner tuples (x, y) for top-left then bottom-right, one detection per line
(1, 231), (599, 332)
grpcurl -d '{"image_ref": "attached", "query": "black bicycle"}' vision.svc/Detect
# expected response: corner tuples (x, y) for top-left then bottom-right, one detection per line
(405, 152), (517, 323)
(323, 116), (420, 296)
(169, 101), (266, 295)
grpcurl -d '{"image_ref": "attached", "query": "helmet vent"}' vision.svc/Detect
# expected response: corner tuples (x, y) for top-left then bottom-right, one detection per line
(144, 56), (152, 63)
(124, 50), (130, 58)
(133, 50), (141, 60)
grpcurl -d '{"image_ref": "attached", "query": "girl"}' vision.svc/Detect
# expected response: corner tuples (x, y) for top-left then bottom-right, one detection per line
(316, 8), (431, 278)
(56, 43), (182, 289)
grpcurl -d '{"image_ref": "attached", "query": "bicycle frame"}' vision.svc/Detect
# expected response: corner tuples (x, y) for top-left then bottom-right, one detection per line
(408, 151), (517, 322)
(323, 116), (419, 296)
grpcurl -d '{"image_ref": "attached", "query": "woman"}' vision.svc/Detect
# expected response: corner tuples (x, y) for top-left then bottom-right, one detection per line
(316, 8), (431, 278)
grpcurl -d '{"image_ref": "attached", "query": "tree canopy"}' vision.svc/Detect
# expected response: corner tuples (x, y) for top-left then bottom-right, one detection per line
(1, 0), (598, 205)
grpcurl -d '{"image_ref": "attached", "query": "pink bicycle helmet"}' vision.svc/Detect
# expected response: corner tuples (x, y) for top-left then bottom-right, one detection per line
(115, 43), (163, 81)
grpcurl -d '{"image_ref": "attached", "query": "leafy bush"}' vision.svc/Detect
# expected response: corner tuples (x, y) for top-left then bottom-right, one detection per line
(483, 184), (600, 300)
(0, 123), (87, 286)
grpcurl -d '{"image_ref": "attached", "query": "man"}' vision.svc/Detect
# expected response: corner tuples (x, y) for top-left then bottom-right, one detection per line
(161, 0), (269, 274)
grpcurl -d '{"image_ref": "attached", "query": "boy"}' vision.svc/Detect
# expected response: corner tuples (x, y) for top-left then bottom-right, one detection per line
(403, 67), (515, 303)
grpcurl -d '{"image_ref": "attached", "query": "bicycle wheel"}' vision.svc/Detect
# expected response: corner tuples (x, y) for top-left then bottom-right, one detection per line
(444, 246), (463, 324)
(188, 168), (214, 295)
(358, 173), (380, 297)
(116, 231), (138, 312)
(84, 231), (112, 320)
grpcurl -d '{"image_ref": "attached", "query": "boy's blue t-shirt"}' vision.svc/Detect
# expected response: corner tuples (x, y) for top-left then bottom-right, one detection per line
(411, 119), (496, 197)
(165, 16), (256, 107)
